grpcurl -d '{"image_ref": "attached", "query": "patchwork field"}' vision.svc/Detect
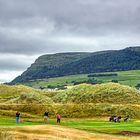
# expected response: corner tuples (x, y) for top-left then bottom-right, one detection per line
(22, 70), (140, 89)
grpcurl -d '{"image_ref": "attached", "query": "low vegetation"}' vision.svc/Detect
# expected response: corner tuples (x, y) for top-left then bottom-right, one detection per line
(53, 83), (140, 104)
(1, 82), (140, 139)
(1, 83), (140, 119)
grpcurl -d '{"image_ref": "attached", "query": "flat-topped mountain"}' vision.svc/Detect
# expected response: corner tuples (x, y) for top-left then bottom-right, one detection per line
(11, 46), (140, 84)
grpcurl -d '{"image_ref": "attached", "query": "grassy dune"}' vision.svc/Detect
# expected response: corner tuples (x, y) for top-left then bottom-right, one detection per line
(0, 83), (140, 118)
(1, 83), (140, 104)
(0, 84), (53, 104)
(53, 83), (140, 104)
(1, 83), (140, 139)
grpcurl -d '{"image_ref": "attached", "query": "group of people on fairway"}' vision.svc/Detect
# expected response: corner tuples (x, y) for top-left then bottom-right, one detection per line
(109, 115), (129, 122)
(15, 111), (61, 124)
(44, 111), (61, 124)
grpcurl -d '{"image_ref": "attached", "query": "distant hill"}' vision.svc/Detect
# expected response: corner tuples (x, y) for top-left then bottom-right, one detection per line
(11, 46), (140, 84)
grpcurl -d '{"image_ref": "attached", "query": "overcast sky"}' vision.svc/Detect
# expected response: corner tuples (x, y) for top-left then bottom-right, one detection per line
(0, 0), (140, 83)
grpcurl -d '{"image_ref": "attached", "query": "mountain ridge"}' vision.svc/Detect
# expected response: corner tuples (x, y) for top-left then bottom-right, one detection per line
(11, 46), (140, 84)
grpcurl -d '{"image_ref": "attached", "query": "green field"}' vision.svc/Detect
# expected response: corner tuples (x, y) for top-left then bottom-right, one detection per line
(62, 119), (140, 134)
(0, 118), (140, 136)
(1, 82), (140, 139)
(1, 76), (140, 139)
(23, 70), (140, 89)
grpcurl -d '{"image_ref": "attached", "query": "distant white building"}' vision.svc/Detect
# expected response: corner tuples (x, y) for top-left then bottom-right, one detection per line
(47, 88), (58, 91)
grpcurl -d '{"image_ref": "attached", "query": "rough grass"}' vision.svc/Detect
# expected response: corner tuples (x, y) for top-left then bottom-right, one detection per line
(52, 83), (140, 104)
(1, 79), (140, 139)
(0, 125), (130, 140)
(5, 92), (53, 104)
(4, 82), (140, 105)
(1, 103), (140, 119)
(0, 84), (53, 104)
(0, 118), (140, 140)
(1, 83), (140, 118)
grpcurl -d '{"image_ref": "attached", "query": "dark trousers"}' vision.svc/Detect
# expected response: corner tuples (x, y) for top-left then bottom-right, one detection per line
(57, 119), (60, 123)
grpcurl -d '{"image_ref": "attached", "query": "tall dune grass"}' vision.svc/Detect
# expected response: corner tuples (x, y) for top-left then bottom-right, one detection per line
(1, 83), (140, 118)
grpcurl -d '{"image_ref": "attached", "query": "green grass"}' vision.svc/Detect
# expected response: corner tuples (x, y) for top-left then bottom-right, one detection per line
(62, 119), (140, 135)
(1, 118), (140, 135)
(24, 74), (88, 88)
(0, 118), (57, 126)
(96, 70), (140, 87)
(23, 70), (140, 88)
(0, 118), (41, 126)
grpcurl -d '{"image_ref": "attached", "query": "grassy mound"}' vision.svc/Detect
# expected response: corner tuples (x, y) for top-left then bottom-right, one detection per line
(52, 83), (140, 104)
(0, 84), (53, 103)
(1, 83), (140, 118)
(0, 84), (38, 97)
(6, 92), (53, 104)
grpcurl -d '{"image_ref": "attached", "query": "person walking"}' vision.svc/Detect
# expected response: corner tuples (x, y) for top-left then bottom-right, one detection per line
(44, 111), (49, 123)
(16, 111), (20, 123)
(56, 113), (61, 124)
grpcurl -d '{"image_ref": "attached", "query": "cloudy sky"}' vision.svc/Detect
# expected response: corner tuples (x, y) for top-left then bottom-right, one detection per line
(0, 0), (140, 83)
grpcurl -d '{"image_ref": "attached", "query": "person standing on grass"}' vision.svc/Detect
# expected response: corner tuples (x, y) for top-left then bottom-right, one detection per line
(44, 111), (49, 123)
(56, 113), (61, 124)
(16, 111), (20, 123)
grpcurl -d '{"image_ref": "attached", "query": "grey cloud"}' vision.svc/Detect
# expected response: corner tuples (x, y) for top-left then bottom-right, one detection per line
(0, 60), (27, 71)
(0, 0), (140, 34)
(0, 54), (37, 71)
(0, 0), (140, 82)
(0, 70), (23, 83)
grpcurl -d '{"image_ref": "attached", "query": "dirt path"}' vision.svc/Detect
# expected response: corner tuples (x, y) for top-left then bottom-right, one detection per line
(0, 125), (139, 140)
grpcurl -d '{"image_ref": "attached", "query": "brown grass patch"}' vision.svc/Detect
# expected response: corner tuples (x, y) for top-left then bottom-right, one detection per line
(0, 125), (139, 140)
(120, 131), (140, 136)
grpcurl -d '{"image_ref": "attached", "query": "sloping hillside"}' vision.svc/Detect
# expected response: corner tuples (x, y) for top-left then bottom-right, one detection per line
(11, 46), (140, 83)
(1, 83), (140, 118)
(2, 83), (139, 105)
(11, 52), (91, 83)
(0, 84), (53, 104)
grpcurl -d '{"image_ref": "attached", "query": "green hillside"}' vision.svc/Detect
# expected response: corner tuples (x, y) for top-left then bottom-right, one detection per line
(21, 70), (140, 89)
(11, 52), (91, 83)
(1, 83), (140, 118)
(11, 46), (140, 84)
